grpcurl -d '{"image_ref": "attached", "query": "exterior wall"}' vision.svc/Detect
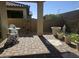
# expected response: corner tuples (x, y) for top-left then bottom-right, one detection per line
(7, 6), (27, 19)
(6, 6), (37, 35)
(0, 2), (8, 39)
(6, 6), (33, 35)
(8, 19), (37, 34)
(8, 18), (62, 35)
(31, 20), (37, 33)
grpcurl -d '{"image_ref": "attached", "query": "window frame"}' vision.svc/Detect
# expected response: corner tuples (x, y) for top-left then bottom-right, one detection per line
(7, 10), (24, 18)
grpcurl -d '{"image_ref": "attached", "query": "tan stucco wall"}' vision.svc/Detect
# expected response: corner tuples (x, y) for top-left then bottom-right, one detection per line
(7, 7), (27, 19)
(0, 2), (8, 39)
(8, 18), (37, 34)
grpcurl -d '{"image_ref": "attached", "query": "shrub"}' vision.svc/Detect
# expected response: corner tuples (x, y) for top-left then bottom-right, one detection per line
(68, 33), (79, 43)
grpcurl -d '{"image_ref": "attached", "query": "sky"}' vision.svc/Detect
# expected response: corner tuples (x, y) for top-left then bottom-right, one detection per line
(17, 1), (79, 19)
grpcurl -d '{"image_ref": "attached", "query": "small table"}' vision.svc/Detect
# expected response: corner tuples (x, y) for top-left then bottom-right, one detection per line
(8, 27), (20, 30)
(8, 27), (20, 37)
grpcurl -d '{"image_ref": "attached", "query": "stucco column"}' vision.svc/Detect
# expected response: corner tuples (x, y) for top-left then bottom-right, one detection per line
(0, 2), (8, 39)
(23, 9), (27, 19)
(37, 2), (43, 36)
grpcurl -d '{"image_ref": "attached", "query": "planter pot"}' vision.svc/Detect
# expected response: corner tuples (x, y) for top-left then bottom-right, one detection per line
(57, 33), (64, 40)
(64, 36), (71, 44)
(76, 42), (79, 51)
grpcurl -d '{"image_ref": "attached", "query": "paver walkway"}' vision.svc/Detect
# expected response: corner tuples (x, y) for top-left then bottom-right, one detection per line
(43, 35), (79, 58)
(0, 35), (79, 58)
(0, 35), (50, 57)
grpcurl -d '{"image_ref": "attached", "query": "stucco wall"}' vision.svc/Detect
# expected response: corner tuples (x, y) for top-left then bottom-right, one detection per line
(8, 18), (37, 35)
(6, 6), (38, 35)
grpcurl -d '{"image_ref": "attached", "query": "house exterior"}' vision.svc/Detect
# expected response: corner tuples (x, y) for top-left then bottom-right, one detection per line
(0, 1), (44, 40)
(6, 1), (31, 19)
(0, 1), (31, 39)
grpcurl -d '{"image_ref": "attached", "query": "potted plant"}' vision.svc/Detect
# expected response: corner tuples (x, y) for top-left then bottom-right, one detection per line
(51, 27), (61, 38)
(68, 33), (79, 51)
(63, 34), (71, 44)
(57, 31), (65, 41)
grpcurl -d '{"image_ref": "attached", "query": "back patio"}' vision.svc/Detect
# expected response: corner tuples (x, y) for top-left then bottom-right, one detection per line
(0, 35), (79, 58)
(0, 1), (79, 58)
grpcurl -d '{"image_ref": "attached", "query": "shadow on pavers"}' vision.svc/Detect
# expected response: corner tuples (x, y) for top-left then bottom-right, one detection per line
(67, 44), (76, 49)
(39, 36), (62, 58)
(61, 51), (79, 58)
(0, 41), (19, 54)
(10, 35), (62, 58)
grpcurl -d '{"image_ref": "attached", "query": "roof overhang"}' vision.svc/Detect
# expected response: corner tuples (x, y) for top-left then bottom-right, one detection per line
(21, 1), (45, 3)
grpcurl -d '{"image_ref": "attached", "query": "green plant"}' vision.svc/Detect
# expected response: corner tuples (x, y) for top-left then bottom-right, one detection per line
(68, 33), (79, 43)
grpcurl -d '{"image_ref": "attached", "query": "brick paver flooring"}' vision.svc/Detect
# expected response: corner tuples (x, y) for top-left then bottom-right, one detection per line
(43, 35), (79, 58)
(0, 35), (79, 58)
(0, 35), (50, 57)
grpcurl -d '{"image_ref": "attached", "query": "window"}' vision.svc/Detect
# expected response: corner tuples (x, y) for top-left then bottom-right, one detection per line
(7, 10), (23, 18)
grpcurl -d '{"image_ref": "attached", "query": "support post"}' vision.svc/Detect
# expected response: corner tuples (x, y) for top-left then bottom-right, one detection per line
(37, 2), (43, 36)
(0, 2), (8, 39)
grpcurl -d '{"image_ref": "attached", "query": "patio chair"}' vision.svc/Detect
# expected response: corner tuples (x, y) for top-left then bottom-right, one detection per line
(9, 24), (18, 37)
(4, 24), (20, 48)
(51, 25), (66, 39)
(8, 24), (20, 38)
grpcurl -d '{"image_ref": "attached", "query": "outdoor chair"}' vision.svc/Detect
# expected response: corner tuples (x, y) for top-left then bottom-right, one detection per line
(4, 24), (20, 48)
(51, 25), (66, 39)
(8, 24), (20, 38)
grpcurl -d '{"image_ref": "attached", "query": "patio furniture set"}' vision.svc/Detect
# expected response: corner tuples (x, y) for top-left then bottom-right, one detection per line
(3, 24), (79, 51)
